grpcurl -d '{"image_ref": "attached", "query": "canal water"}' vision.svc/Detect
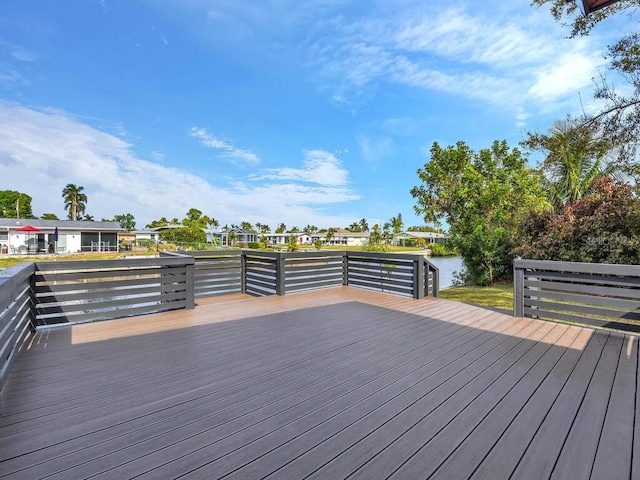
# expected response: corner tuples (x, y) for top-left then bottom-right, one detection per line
(427, 256), (463, 289)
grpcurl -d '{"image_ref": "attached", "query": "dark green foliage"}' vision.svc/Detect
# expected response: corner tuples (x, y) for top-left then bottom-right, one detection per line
(160, 225), (206, 244)
(247, 241), (260, 249)
(428, 243), (458, 257)
(0, 190), (34, 218)
(515, 177), (640, 264)
(411, 140), (548, 285)
(112, 213), (136, 231)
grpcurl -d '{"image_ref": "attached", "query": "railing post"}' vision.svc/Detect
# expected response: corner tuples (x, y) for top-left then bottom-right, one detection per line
(276, 253), (286, 296)
(185, 258), (195, 309)
(514, 260), (524, 317)
(343, 251), (349, 286)
(241, 251), (247, 294)
(414, 257), (425, 299)
(432, 266), (439, 297)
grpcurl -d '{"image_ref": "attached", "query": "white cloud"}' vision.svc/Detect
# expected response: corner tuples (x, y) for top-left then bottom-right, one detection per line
(190, 127), (260, 165)
(0, 102), (358, 228)
(255, 150), (350, 186)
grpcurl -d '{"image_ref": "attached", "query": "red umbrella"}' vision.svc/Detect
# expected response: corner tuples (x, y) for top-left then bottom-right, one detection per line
(14, 225), (42, 232)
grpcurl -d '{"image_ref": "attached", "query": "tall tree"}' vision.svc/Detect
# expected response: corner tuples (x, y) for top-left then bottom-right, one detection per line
(0, 190), (34, 218)
(347, 222), (362, 232)
(112, 213), (136, 231)
(146, 217), (169, 228)
(411, 140), (548, 285)
(325, 227), (336, 244)
(62, 184), (87, 221)
(390, 213), (404, 235)
(359, 218), (369, 232)
(532, 0), (640, 177)
(275, 223), (287, 234)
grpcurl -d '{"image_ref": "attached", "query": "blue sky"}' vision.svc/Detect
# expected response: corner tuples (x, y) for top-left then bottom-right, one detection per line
(0, 0), (628, 230)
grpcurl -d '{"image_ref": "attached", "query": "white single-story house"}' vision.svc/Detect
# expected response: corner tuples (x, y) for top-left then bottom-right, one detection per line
(393, 231), (450, 246)
(130, 229), (161, 244)
(0, 218), (124, 255)
(312, 229), (370, 247)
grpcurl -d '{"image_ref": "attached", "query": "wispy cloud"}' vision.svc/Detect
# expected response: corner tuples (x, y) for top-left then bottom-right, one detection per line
(302, 3), (607, 117)
(190, 127), (260, 166)
(255, 150), (350, 186)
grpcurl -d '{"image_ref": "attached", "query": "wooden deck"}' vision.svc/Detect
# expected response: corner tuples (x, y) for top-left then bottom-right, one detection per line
(0, 286), (637, 479)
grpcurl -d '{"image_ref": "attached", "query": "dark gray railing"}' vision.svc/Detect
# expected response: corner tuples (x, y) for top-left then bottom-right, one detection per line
(32, 256), (195, 327)
(172, 250), (439, 299)
(0, 263), (36, 391)
(514, 259), (640, 333)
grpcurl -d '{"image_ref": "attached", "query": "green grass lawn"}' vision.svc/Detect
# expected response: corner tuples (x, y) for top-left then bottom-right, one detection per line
(439, 283), (513, 312)
(0, 251), (153, 270)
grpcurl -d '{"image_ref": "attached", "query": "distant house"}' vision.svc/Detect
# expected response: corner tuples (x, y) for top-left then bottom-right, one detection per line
(393, 231), (450, 246)
(312, 228), (370, 247)
(0, 218), (123, 254)
(130, 229), (161, 244)
(214, 228), (259, 247)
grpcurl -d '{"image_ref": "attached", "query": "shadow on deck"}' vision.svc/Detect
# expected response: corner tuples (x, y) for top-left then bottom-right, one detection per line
(0, 287), (637, 479)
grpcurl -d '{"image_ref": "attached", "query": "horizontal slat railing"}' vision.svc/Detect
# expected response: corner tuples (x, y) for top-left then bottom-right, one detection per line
(0, 263), (36, 391)
(33, 256), (195, 326)
(284, 252), (344, 294)
(514, 259), (640, 333)
(171, 250), (439, 299)
(163, 250), (243, 297)
(345, 251), (431, 299)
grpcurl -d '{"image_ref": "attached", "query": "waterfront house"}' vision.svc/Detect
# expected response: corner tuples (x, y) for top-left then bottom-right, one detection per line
(0, 217), (123, 254)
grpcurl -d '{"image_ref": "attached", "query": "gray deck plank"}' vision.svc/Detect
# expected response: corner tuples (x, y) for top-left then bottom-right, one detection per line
(591, 335), (637, 480)
(244, 318), (537, 480)
(381, 324), (570, 479)
(550, 333), (624, 479)
(468, 328), (594, 480)
(90, 310), (507, 478)
(6, 303), (488, 478)
(0, 287), (637, 480)
(307, 320), (555, 480)
(430, 326), (584, 479)
(509, 330), (610, 479)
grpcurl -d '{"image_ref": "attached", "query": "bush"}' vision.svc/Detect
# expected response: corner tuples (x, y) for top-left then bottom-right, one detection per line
(515, 178), (640, 264)
(247, 242), (260, 249)
(427, 243), (458, 256)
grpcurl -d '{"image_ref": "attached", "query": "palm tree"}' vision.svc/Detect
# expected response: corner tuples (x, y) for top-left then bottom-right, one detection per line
(348, 222), (361, 232)
(275, 223), (286, 234)
(524, 120), (614, 208)
(390, 213), (404, 235)
(325, 227), (336, 245)
(62, 184), (87, 221)
(359, 218), (369, 232)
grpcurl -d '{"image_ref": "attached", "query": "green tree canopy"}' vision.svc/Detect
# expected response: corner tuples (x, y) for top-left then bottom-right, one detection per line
(62, 184), (87, 221)
(146, 217), (169, 228)
(275, 223), (287, 234)
(0, 190), (34, 218)
(112, 213), (136, 231)
(411, 140), (548, 285)
(160, 225), (206, 244)
(41, 213), (59, 220)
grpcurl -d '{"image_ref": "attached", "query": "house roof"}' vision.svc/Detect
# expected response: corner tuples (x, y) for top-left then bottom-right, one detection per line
(0, 218), (123, 231)
(395, 231), (450, 239)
